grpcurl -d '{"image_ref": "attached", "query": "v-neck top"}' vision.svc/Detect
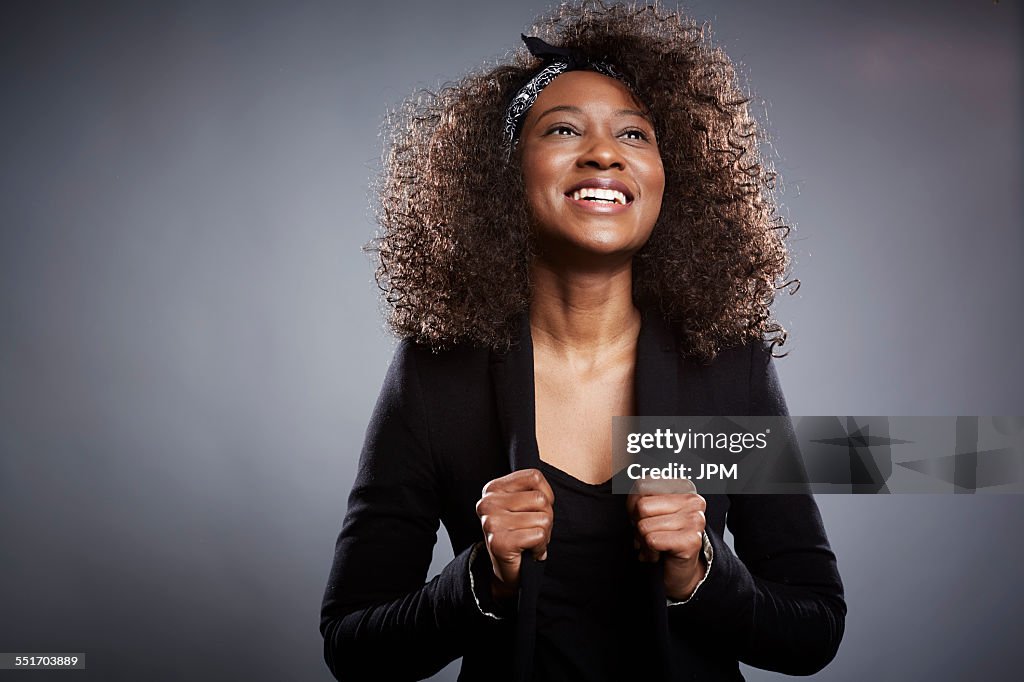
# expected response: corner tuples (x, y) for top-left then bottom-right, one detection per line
(531, 459), (660, 681)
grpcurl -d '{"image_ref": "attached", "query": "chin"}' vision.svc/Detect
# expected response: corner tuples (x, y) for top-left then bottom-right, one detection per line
(575, 226), (650, 254)
(536, 234), (647, 268)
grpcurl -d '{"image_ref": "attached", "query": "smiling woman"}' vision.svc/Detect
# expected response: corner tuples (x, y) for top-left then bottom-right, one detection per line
(368, 2), (792, 361)
(320, 2), (844, 681)
(520, 71), (665, 266)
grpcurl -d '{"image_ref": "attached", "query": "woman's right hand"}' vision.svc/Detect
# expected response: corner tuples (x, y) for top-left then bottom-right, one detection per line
(475, 468), (554, 603)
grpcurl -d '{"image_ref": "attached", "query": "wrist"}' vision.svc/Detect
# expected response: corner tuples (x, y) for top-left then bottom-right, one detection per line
(469, 542), (513, 619)
(665, 559), (706, 601)
(666, 531), (714, 606)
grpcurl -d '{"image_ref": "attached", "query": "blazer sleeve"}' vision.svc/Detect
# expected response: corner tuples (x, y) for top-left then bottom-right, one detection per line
(320, 341), (503, 681)
(668, 344), (847, 675)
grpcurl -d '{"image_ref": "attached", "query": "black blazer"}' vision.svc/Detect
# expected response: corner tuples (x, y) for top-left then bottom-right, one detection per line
(321, 309), (845, 681)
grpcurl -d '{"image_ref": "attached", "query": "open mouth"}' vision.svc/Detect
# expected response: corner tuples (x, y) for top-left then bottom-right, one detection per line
(564, 179), (634, 206)
(567, 188), (629, 205)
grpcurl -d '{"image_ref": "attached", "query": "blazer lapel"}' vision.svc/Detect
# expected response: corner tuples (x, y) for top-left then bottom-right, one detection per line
(634, 305), (682, 682)
(489, 311), (541, 472)
(489, 311), (543, 682)
(635, 305), (682, 417)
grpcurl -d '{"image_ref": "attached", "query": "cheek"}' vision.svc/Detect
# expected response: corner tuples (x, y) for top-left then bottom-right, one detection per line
(653, 158), (666, 197)
(520, 155), (555, 209)
(645, 163), (666, 216)
(524, 182), (552, 219)
(526, 179), (564, 220)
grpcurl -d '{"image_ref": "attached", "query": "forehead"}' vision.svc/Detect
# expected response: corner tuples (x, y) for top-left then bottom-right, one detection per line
(525, 70), (644, 121)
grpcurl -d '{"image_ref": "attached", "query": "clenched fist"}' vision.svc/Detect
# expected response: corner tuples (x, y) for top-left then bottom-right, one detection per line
(626, 478), (708, 601)
(475, 469), (554, 603)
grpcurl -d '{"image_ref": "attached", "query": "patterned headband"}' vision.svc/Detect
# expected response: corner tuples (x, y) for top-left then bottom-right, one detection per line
(502, 35), (626, 153)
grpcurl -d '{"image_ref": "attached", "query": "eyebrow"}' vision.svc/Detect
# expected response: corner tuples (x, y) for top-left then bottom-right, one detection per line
(534, 105), (652, 123)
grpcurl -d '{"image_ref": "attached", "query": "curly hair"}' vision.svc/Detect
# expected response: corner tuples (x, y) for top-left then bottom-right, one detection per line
(370, 0), (794, 361)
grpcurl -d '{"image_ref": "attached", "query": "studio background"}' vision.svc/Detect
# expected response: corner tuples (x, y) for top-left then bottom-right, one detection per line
(1, 1), (1021, 680)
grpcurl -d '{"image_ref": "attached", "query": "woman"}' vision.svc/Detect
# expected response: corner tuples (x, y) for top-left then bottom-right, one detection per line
(321, 3), (845, 680)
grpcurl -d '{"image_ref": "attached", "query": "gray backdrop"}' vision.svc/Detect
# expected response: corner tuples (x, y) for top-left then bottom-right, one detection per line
(1, 1), (1021, 680)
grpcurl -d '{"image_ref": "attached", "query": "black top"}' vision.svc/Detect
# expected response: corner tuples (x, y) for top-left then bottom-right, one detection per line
(320, 309), (845, 682)
(532, 460), (657, 682)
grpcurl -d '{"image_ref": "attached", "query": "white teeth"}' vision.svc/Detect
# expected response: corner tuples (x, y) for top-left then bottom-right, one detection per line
(571, 187), (628, 204)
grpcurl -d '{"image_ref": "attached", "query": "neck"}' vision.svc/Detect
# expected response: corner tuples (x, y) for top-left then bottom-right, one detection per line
(529, 257), (640, 363)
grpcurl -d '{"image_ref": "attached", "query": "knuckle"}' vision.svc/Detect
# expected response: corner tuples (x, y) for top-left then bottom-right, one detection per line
(489, 533), (508, 554)
(636, 497), (653, 517)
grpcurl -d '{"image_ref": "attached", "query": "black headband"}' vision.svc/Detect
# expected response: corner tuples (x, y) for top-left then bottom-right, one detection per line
(502, 35), (626, 152)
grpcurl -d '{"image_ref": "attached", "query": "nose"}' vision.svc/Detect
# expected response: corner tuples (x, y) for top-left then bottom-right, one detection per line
(577, 132), (625, 171)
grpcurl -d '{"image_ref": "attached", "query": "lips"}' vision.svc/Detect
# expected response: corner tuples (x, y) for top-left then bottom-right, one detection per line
(564, 177), (635, 204)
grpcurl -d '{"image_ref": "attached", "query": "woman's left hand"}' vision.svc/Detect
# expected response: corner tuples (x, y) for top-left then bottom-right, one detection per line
(626, 479), (708, 601)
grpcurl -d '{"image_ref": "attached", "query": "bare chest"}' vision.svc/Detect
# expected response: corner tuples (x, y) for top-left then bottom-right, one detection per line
(533, 361), (635, 485)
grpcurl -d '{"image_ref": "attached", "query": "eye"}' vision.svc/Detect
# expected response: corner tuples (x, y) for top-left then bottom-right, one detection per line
(546, 124), (579, 136)
(621, 128), (650, 141)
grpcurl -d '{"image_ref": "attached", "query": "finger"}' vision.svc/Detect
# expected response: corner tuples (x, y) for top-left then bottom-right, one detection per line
(477, 489), (553, 516)
(480, 510), (553, 535)
(482, 469), (554, 504)
(635, 539), (660, 563)
(633, 526), (660, 562)
(488, 526), (548, 563)
(644, 529), (703, 557)
(629, 493), (706, 523)
(535, 472), (555, 508)
(626, 483), (702, 520)
(630, 477), (697, 496)
(636, 509), (705, 537)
